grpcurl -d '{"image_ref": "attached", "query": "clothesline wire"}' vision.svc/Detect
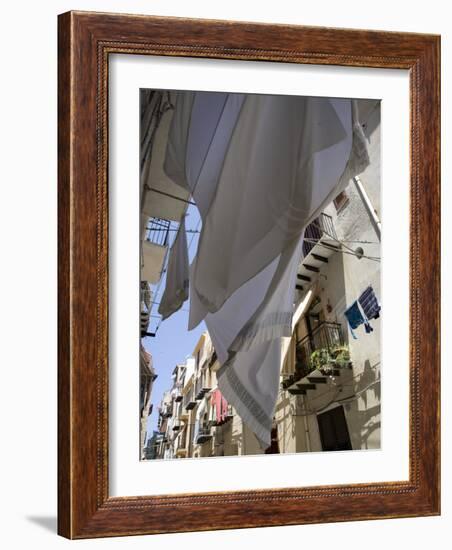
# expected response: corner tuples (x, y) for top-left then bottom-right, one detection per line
(149, 299), (190, 314)
(148, 228), (379, 246)
(311, 221), (381, 262)
(187, 215), (202, 252)
(305, 239), (381, 262)
(312, 219), (371, 258)
(145, 227), (200, 233)
(144, 185), (197, 206)
(311, 220), (362, 256)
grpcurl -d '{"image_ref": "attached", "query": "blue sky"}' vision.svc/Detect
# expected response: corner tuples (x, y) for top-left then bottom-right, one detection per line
(143, 204), (205, 438)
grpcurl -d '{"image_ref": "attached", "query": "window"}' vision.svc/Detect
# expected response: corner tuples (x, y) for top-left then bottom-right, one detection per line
(333, 191), (349, 212)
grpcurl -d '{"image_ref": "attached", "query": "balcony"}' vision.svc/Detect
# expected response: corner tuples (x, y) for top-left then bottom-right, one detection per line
(174, 389), (183, 403)
(194, 376), (212, 400)
(223, 404), (234, 424)
(161, 405), (173, 418)
(172, 420), (181, 431)
(282, 322), (345, 395)
(195, 426), (212, 444)
(172, 382), (183, 402)
(303, 213), (337, 256)
(296, 213), (339, 293)
(208, 351), (218, 367)
(208, 404), (233, 427)
(145, 217), (171, 247)
(141, 217), (171, 284)
(183, 391), (197, 411)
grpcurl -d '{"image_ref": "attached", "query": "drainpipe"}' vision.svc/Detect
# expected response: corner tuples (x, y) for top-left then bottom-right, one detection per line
(353, 176), (381, 242)
(302, 396), (312, 452)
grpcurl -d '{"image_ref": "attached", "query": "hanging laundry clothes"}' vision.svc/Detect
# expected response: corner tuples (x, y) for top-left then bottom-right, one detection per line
(228, 234), (305, 354)
(140, 282), (152, 335)
(163, 92), (370, 448)
(158, 219), (189, 320)
(141, 91), (190, 223)
(189, 252), (280, 350)
(140, 90), (167, 176)
(344, 301), (365, 338)
(214, 236), (304, 448)
(193, 398), (207, 442)
(217, 336), (283, 448)
(164, 91), (245, 220)
(358, 285), (381, 320)
(191, 116), (364, 446)
(140, 305), (151, 335)
(191, 96), (369, 316)
(141, 281), (152, 310)
(220, 393), (229, 423)
(210, 389), (227, 425)
(210, 389), (220, 424)
(344, 300), (373, 338)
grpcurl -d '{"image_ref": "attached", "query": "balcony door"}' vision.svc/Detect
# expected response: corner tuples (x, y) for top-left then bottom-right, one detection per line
(264, 424), (280, 454)
(305, 297), (324, 351)
(317, 406), (352, 451)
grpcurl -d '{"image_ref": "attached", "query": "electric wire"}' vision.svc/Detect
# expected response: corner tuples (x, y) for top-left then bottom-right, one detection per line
(311, 221), (381, 262)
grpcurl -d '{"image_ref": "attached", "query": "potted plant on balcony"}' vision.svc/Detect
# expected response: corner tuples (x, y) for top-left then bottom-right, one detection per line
(310, 345), (351, 375)
(281, 374), (294, 390)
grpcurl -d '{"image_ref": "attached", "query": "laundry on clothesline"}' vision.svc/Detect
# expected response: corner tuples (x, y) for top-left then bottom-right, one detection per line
(344, 286), (380, 338)
(358, 285), (381, 320)
(158, 219), (189, 320)
(162, 91), (371, 448)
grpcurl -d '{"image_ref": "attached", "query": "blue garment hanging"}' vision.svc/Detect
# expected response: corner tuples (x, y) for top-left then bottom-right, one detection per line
(344, 301), (364, 339)
(344, 300), (373, 339)
(358, 285), (381, 320)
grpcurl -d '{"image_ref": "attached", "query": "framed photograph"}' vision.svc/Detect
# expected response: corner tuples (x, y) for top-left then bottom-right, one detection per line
(58, 11), (440, 538)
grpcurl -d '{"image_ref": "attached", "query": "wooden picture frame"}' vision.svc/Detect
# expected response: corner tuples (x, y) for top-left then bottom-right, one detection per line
(58, 11), (440, 539)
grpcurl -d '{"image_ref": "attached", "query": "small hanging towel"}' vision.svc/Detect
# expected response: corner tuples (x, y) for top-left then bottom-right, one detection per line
(158, 219), (189, 320)
(358, 285), (381, 320)
(344, 301), (364, 339)
(344, 300), (374, 338)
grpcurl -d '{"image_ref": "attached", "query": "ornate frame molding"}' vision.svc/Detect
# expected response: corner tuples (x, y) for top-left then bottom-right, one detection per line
(58, 11), (440, 538)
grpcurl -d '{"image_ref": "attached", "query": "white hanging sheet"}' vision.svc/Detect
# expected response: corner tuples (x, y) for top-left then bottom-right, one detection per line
(164, 93), (370, 447)
(192, 97), (367, 316)
(158, 219), (189, 320)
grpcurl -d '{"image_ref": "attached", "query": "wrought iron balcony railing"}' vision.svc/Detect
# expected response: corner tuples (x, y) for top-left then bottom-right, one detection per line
(177, 428), (187, 450)
(145, 217), (171, 247)
(160, 403), (173, 418)
(183, 390), (197, 411)
(208, 404), (234, 427)
(195, 426), (212, 444)
(194, 376), (212, 400)
(282, 322), (345, 390)
(302, 213), (337, 257)
(174, 387), (183, 402)
(172, 420), (181, 431)
(296, 321), (344, 375)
